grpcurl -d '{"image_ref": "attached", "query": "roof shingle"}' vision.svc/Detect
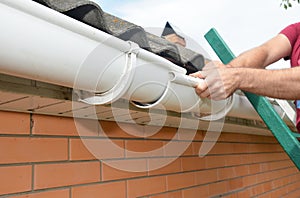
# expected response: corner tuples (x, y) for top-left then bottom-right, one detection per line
(33, 0), (205, 74)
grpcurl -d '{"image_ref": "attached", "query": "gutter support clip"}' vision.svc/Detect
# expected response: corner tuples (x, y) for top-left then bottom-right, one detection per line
(75, 41), (140, 105)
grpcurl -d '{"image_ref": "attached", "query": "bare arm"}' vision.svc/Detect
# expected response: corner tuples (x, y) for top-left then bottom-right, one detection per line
(191, 33), (299, 100)
(228, 34), (292, 69)
(225, 66), (300, 100)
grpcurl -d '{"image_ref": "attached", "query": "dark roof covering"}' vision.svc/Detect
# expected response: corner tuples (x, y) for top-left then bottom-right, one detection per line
(161, 22), (176, 37)
(33, 0), (205, 74)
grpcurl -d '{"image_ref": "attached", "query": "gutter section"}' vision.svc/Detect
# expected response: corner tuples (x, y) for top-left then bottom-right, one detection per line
(0, 0), (283, 123)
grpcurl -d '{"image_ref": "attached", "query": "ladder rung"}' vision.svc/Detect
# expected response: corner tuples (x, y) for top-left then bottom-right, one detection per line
(293, 132), (300, 138)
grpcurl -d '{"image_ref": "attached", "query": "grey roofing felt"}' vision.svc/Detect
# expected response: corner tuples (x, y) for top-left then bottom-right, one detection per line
(33, 0), (205, 74)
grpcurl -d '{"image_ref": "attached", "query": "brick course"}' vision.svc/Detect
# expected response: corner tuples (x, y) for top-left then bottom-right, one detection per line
(1, 111), (300, 198)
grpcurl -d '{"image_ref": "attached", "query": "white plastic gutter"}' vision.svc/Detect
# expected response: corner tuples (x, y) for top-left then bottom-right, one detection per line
(0, 0), (286, 123)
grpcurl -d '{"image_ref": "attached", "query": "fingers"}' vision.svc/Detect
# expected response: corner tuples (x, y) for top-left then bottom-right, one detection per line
(191, 70), (211, 99)
(198, 88), (210, 98)
(195, 80), (210, 98)
(190, 61), (225, 78)
(191, 61), (232, 100)
(189, 71), (205, 79)
(193, 71), (229, 100)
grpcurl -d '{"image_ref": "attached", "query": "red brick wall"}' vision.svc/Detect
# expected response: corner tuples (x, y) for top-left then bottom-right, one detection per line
(1, 110), (300, 198)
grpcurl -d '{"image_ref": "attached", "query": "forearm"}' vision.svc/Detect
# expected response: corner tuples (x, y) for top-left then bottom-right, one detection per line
(236, 67), (300, 100)
(228, 34), (291, 69)
(193, 34), (293, 100)
(228, 47), (270, 69)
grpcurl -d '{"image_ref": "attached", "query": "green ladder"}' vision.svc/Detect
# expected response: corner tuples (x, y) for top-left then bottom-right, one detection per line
(204, 28), (300, 170)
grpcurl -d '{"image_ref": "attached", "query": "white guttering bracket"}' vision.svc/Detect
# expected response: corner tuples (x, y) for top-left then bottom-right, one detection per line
(272, 98), (296, 126)
(131, 70), (235, 121)
(130, 82), (170, 109)
(168, 72), (203, 113)
(192, 96), (235, 121)
(130, 72), (201, 109)
(75, 42), (140, 105)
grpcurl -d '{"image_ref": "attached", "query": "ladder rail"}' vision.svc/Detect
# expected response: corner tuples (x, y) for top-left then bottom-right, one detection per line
(204, 28), (300, 171)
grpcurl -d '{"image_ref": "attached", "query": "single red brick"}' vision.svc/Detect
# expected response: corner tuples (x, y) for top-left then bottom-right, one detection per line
(250, 185), (264, 196)
(0, 137), (68, 164)
(236, 189), (253, 197)
(218, 133), (276, 144)
(182, 185), (209, 198)
(125, 140), (164, 158)
(99, 120), (144, 138)
(208, 181), (228, 197)
(209, 143), (234, 154)
(218, 167), (235, 180)
(248, 164), (261, 175)
(287, 180), (300, 192)
(181, 157), (206, 171)
(195, 169), (218, 185)
(163, 141), (194, 157)
(241, 153), (287, 165)
(0, 111), (30, 135)
(10, 189), (69, 198)
(222, 193), (239, 198)
(234, 165), (249, 177)
(167, 172), (196, 191)
(262, 182), (273, 192)
(205, 155), (226, 168)
(34, 161), (100, 189)
(286, 187), (300, 197)
(148, 158), (181, 176)
(242, 175), (257, 187)
(72, 181), (126, 198)
(269, 160), (293, 170)
(127, 176), (167, 198)
(0, 165), (32, 195)
(32, 114), (99, 136)
(228, 178), (244, 191)
(69, 138), (96, 160)
(182, 142), (194, 156)
(267, 189), (287, 198)
(150, 191), (182, 198)
(69, 138), (124, 161)
(225, 155), (242, 166)
(102, 159), (147, 181)
(145, 125), (178, 140)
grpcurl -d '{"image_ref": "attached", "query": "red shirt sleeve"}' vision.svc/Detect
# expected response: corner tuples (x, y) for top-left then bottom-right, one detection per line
(280, 22), (300, 61)
(280, 23), (300, 46)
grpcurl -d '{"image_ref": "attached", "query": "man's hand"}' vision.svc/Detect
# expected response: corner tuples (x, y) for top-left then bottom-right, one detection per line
(190, 61), (240, 100)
